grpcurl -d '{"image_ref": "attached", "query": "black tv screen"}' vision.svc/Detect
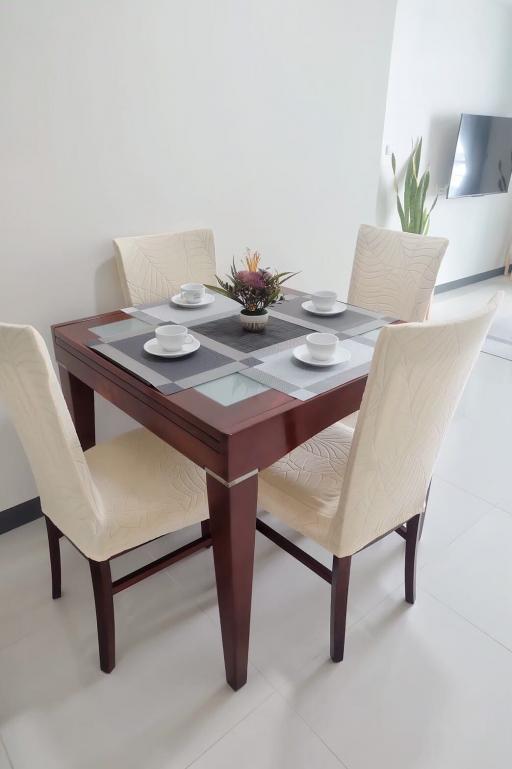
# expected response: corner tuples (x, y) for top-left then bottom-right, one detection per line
(447, 114), (512, 198)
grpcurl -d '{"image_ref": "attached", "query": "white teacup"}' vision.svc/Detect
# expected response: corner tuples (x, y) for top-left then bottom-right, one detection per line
(155, 325), (193, 351)
(311, 290), (337, 312)
(181, 283), (206, 304)
(306, 332), (338, 361)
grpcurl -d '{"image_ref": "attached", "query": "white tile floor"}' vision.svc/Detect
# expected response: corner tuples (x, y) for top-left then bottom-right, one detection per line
(1, 276), (512, 768)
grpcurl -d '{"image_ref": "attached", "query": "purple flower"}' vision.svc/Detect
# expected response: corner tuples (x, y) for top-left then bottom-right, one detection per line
(236, 270), (266, 290)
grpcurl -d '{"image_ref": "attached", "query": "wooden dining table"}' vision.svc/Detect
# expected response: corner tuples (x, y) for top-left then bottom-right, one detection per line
(52, 303), (371, 691)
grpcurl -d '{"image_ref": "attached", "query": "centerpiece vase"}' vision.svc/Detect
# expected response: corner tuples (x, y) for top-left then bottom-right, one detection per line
(239, 309), (269, 332)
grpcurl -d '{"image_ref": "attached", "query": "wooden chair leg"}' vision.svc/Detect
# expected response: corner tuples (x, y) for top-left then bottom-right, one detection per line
(44, 516), (62, 599)
(201, 519), (212, 547)
(504, 243), (512, 277)
(330, 555), (352, 662)
(418, 480), (431, 541)
(405, 513), (423, 604)
(89, 559), (115, 673)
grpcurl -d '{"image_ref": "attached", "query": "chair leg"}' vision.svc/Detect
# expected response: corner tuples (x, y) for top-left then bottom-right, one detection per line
(89, 559), (115, 673)
(418, 480), (431, 540)
(504, 243), (512, 277)
(330, 555), (352, 662)
(201, 519), (212, 547)
(44, 516), (62, 599)
(405, 513), (423, 604)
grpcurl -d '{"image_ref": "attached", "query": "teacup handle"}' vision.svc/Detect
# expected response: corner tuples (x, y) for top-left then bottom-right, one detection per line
(185, 334), (194, 344)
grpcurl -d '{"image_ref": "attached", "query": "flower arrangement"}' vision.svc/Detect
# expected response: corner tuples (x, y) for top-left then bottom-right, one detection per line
(207, 249), (298, 316)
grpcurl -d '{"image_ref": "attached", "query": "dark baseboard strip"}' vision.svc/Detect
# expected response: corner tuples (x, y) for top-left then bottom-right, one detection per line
(0, 497), (42, 535)
(435, 267), (506, 294)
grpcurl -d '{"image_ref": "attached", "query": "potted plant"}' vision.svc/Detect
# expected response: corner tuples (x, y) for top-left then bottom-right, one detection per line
(391, 138), (438, 234)
(207, 249), (298, 332)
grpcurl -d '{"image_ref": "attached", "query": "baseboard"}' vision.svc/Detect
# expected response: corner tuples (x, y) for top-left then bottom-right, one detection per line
(0, 497), (42, 535)
(435, 267), (506, 294)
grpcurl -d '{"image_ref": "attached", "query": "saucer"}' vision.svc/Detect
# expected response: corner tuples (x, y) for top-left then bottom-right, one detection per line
(171, 293), (215, 308)
(301, 300), (347, 316)
(293, 343), (351, 367)
(144, 336), (200, 358)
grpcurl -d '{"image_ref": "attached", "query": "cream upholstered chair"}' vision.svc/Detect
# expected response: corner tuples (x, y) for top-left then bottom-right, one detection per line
(347, 224), (449, 322)
(257, 294), (501, 662)
(0, 323), (210, 672)
(114, 228), (216, 305)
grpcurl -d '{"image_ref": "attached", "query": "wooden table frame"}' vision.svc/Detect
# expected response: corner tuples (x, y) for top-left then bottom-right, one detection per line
(53, 310), (367, 690)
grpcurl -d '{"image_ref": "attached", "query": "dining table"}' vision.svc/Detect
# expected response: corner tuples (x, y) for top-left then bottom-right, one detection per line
(52, 289), (394, 690)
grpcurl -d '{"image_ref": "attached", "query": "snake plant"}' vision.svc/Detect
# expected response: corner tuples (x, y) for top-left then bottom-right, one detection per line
(391, 139), (438, 235)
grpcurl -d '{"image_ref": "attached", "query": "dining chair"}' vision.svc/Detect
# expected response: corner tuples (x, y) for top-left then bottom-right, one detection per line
(0, 323), (211, 673)
(257, 294), (501, 662)
(347, 224), (449, 322)
(114, 228), (216, 305)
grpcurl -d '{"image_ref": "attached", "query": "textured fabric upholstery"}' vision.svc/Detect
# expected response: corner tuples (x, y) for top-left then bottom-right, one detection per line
(258, 423), (354, 550)
(85, 429), (208, 558)
(0, 324), (208, 561)
(114, 228), (216, 305)
(260, 294), (501, 558)
(347, 224), (449, 322)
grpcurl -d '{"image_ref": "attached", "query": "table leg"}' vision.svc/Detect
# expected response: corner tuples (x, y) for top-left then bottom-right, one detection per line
(58, 365), (96, 450)
(206, 470), (258, 691)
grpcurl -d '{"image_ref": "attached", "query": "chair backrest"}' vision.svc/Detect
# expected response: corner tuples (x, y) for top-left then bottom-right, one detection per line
(347, 224), (449, 322)
(114, 228), (216, 305)
(330, 293), (501, 557)
(0, 324), (100, 544)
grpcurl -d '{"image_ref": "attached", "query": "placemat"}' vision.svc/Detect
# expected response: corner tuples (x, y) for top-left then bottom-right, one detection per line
(240, 335), (375, 401)
(89, 317), (157, 342)
(269, 295), (393, 336)
(88, 306), (388, 400)
(191, 314), (318, 354)
(90, 331), (244, 394)
(123, 292), (241, 326)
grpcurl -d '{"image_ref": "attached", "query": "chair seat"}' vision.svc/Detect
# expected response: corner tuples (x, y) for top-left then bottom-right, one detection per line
(84, 428), (208, 560)
(258, 423), (354, 554)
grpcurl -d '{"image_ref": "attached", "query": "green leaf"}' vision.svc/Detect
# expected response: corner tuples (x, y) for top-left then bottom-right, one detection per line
(414, 170), (429, 233)
(275, 270), (300, 285)
(396, 195), (407, 231)
(413, 138), (422, 180)
(404, 153), (417, 230)
(392, 136), (438, 234)
(204, 284), (230, 297)
(427, 194), (438, 215)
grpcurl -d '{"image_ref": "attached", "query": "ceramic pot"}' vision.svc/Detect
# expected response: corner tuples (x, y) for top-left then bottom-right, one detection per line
(240, 309), (269, 332)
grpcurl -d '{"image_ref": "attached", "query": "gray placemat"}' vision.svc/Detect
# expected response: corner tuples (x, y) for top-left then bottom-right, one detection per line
(269, 295), (391, 336)
(89, 317), (157, 342)
(240, 337), (375, 401)
(124, 292), (241, 325)
(191, 314), (318, 354)
(87, 308), (393, 401)
(89, 331), (244, 394)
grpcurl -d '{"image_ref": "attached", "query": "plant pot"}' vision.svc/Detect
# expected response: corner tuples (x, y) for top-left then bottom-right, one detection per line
(239, 309), (269, 332)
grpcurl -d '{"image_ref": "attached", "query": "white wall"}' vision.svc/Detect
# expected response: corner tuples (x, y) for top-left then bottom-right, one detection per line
(0, 0), (397, 513)
(379, 0), (512, 283)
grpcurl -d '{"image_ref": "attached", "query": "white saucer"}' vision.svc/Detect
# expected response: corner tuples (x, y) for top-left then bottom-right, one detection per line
(293, 343), (351, 367)
(144, 336), (200, 358)
(302, 300), (347, 316)
(171, 293), (215, 308)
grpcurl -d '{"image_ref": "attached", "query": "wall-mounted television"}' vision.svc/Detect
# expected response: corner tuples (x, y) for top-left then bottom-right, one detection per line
(447, 114), (512, 198)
